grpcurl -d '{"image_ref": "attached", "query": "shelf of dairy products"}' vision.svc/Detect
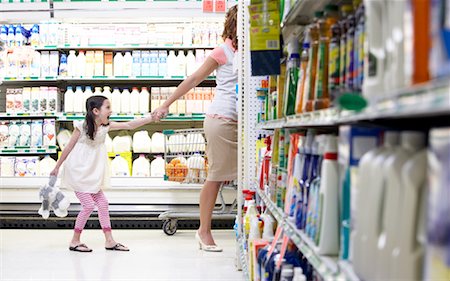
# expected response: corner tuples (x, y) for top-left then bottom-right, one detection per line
(1, 76), (216, 83)
(256, 186), (343, 281)
(0, 45), (216, 79)
(256, 80), (450, 130)
(35, 45), (216, 51)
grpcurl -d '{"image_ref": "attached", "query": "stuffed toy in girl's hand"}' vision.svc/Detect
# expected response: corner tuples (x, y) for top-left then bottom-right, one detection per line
(38, 176), (70, 219)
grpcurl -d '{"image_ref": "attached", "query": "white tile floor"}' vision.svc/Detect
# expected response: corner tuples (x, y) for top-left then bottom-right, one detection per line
(0, 229), (245, 281)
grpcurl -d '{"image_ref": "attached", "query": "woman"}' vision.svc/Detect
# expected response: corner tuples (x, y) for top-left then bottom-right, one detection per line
(152, 5), (238, 252)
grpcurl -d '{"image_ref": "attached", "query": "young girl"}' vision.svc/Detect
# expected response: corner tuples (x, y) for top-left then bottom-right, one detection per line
(50, 95), (154, 252)
(152, 5), (238, 252)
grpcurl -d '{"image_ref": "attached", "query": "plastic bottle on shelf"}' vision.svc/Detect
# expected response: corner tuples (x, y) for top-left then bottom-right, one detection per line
(139, 87), (150, 114)
(59, 54), (68, 77)
(76, 51), (86, 77)
(85, 51), (95, 77)
(103, 86), (112, 101)
(132, 154), (150, 177)
(376, 131), (426, 280)
(293, 267), (306, 281)
(83, 86), (93, 114)
(130, 87), (140, 113)
(244, 198), (258, 238)
(186, 50), (197, 76)
(93, 87), (102, 98)
(329, 10), (342, 96)
(176, 51), (187, 77)
(120, 88), (131, 114)
(0, 25), (7, 44)
(283, 40), (300, 116)
(113, 52), (124, 77)
(7, 25), (15, 47)
(30, 24), (40, 47)
(195, 49), (205, 70)
(73, 86), (84, 113)
(111, 87), (121, 113)
(132, 50), (141, 77)
(67, 50), (77, 77)
(30, 51), (41, 77)
(111, 154), (130, 177)
(151, 88), (160, 112)
(167, 50), (177, 77)
(295, 41), (310, 114)
(345, 7), (357, 91)
(314, 5), (339, 110)
(149, 51), (158, 77)
(150, 156), (165, 177)
(94, 51), (104, 76)
(123, 52), (133, 77)
(64, 86), (74, 113)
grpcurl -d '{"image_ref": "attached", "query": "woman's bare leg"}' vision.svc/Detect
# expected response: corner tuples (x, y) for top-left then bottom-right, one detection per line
(198, 180), (222, 245)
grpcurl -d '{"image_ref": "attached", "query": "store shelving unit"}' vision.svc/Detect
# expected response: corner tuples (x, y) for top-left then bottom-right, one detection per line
(35, 45), (215, 51)
(0, 146), (57, 155)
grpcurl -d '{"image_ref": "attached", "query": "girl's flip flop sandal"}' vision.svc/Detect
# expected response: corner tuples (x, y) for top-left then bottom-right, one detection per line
(69, 243), (93, 252)
(105, 243), (130, 251)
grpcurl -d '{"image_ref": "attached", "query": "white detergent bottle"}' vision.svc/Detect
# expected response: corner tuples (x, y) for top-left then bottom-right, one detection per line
(362, 0), (387, 99)
(111, 154), (129, 176)
(376, 131), (426, 280)
(151, 156), (165, 177)
(133, 131), (151, 153)
(316, 135), (339, 255)
(103, 86), (112, 101)
(76, 51), (86, 77)
(64, 86), (74, 113)
(139, 87), (150, 114)
(83, 86), (93, 114)
(111, 87), (121, 113)
(130, 87), (140, 113)
(114, 52), (124, 77)
(123, 52), (133, 77)
(120, 88), (131, 114)
(262, 212), (275, 240)
(359, 131), (399, 280)
(132, 154), (150, 177)
(67, 50), (77, 77)
(186, 50), (197, 76)
(73, 86), (84, 113)
(391, 150), (428, 280)
(167, 51), (177, 77)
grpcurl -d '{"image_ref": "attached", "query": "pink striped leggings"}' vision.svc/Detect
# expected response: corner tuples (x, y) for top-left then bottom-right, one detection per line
(74, 191), (111, 233)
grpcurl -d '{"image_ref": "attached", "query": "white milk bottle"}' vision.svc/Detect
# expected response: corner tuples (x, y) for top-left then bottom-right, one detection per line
(121, 88), (131, 114)
(67, 50), (77, 77)
(113, 52), (124, 76)
(83, 86), (93, 114)
(103, 86), (112, 101)
(176, 51), (187, 77)
(76, 51), (86, 77)
(132, 154), (151, 177)
(139, 87), (150, 114)
(158, 51), (168, 77)
(123, 52), (133, 77)
(167, 51), (176, 77)
(130, 87), (140, 113)
(64, 86), (74, 113)
(73, 86), (84, 113)
(111, 87), (121, 113)
(186, 50), (196, 76)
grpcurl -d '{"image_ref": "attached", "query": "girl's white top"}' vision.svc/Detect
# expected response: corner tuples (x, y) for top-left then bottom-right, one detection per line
(61, 120), (110, 193)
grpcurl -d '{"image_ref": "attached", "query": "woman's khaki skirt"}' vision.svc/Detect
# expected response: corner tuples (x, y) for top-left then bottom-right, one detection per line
(203, 116), (238, 182)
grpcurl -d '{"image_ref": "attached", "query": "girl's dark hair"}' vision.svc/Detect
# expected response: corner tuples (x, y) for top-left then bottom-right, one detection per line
(85, 95), (107, 140)
(222, 5), (238, 50)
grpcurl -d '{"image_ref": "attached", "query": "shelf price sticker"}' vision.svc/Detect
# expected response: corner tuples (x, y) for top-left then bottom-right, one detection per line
(202, 0), (213, 12)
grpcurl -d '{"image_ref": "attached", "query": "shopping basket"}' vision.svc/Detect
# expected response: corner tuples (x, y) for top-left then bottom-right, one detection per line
(163, 128), (208, 184)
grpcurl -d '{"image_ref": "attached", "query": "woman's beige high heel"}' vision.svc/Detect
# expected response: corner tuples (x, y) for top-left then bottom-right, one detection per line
(195, 231), (223, 252)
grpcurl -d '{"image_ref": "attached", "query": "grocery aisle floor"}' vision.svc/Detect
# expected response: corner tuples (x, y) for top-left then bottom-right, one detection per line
(0, 229), (244, 281)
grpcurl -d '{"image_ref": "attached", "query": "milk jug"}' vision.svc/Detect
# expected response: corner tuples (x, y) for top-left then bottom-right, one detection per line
(132, 154), (150, 177)
(39, 155), (57, 176)
(151, 132), (165, 153)
(133, 131), (152, 153)
(167, 51), (177, 77)
(139, 87), (150, 114)
(111, 154), (130, 176)
(150, 156), (165, 177)
(121, 88), (131, 114)
(57, 129), (72, 150)
(67, 50), (77, 77)
(130, 87), (140, 113)
(114, 52), (124, 76)
(93, 87), (102, 97)
(76, 51), (86, 77)
(123, 52), (133, 77)
(83, 86), (93, 114)
(103, 86), (112, 101)
(73, 86), (84, 113)
(176, 51), (187, 77)
(111, 87), (121, 113)
(64, 86), (74, 113)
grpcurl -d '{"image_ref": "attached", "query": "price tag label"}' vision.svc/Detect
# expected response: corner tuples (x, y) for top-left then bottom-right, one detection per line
(203, 0), (213, 13)
(215, 0), (226, 13)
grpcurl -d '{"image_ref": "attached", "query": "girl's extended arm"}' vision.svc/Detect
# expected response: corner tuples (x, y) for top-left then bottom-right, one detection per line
(109, 115), (154, 131)
(153, 57), (218, 119)
(50, 128), (81, 175)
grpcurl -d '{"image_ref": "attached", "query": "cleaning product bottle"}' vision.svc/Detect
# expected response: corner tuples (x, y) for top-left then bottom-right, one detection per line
(412, 0), (430, 84)
(316, 135), (339, 255)
(111, 87), (121, 113)
(288, 136), (305, 221)
(139, 87), (150, 114)
(64, 86), (74, 113)
(121, 88), (131, 114)
(130, 87), (140, 113)
(357, 131), (399, 280)
(244, 198), (258, 239)
(67, 50), (77, 77)
(376, 131), (426, 280)
(362, 0), (387, 99)
(301, 138), (320, 229)
(329, 9), (342, 96)
(295, 41), (310, 114)
(73, 86), (84, 113)
(114, 52), (124, 76)
(304, 12), (323, 112)
(83, 86), (93, 114)
(391, 150), (427, 280)
(345, 7), (357, 91)
(262, 212), (275, 240)
(314, 5), (339, 110)
(354, 2), (365, 91)
(284, 41), (300, 116)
